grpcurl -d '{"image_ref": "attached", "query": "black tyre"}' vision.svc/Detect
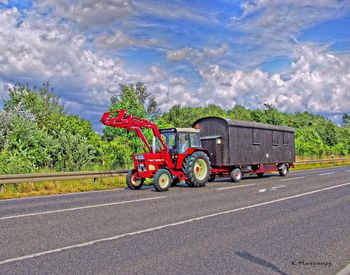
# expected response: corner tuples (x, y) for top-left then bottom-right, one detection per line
(183, 151), (211, 187)
(154, 169), (172, 192)
(208, 174), (216, 182)
(279, 164), (288, 176)
(230, 168), (242, 182)
(257, 172), (264, 177)
(171, 177), (180, 187)
(126, 170), (144, 190)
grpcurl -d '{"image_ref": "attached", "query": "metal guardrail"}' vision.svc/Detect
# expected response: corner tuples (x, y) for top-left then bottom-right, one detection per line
(0, 158), (349, 192)
(295, 158), (350, 164)
(0, 170), (129, 192)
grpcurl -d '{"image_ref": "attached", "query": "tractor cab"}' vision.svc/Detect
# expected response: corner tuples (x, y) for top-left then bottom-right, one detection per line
(158, 128), (201, 154)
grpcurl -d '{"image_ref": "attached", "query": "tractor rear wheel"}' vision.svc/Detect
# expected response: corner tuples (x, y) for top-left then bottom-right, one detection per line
(154, 169), (172, 192)
(183, 151), (211, 187)
(126, 170), (144, 190)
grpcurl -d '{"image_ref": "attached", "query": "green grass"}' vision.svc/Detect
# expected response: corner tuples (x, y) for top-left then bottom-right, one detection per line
(294, 158), (350, 171)
(0, 176), (127, 200)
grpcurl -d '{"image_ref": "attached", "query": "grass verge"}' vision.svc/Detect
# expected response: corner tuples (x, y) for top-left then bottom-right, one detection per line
(0, 176), (127, 200)
(294, 159), (350, 171)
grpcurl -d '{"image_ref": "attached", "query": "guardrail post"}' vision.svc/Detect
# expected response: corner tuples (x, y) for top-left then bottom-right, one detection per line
(0, 184), (3, 193)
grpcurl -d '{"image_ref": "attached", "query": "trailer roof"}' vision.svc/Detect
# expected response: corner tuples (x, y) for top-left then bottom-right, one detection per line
(193, 117), (295, 132)
(160, 128), (200, 133)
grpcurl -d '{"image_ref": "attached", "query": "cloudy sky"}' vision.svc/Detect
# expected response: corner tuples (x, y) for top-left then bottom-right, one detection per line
(0, 0), (350, 131)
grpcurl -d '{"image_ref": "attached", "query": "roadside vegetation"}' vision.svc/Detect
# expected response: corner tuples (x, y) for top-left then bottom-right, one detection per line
(0, 82), (349, 198)
(0, 176), (127, 200)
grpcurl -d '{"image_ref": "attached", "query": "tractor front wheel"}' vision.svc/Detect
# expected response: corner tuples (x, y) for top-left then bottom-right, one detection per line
(154, 169), (172, 192)
(183, 151), (211, 187)
(126, 170), (144, 190)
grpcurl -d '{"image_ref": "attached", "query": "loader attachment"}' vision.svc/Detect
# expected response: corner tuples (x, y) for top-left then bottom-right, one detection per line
(100, 110), (168, 154)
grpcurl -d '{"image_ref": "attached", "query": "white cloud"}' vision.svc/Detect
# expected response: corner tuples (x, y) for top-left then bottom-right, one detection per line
(33, 0), (135, 29)
(0, 1), (349, 131)
(95, 31), (161, 50)
(198, 44), (350, 114)
(33, 0), (212, 31)
(166, 44), (230, 63)
(230, 0), (350, 67)
(0, 7), (132, 108)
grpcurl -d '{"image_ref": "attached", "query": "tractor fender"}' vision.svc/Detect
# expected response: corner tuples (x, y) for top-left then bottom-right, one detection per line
(184, 147), (210, 158)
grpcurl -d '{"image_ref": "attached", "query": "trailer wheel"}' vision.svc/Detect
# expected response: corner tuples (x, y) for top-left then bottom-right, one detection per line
(126, 170), (144, 190)
(183, 151), (211, 187)
(257, 173), (264, 177)
(230, 168), (242, 182)
(279, 164), (288, 177)
(208, 174), (216, 182)
(154, 169), (172, 192)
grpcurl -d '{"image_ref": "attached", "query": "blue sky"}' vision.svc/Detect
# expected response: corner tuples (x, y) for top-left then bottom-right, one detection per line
(0, 0), (350, 131)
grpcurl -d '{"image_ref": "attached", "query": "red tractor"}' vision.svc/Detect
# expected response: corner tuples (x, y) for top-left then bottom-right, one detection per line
(101, 110), (211, 191)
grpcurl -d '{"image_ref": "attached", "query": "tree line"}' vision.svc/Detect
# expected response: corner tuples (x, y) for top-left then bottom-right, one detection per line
(0, 83), (349, 174)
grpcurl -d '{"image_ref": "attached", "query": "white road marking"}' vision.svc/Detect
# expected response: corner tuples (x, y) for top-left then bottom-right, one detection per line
(259, 185), (286, 193)
(1, 182), (349, 265)
(270, 185), (286, 191)
(319, 172), (336, 176)
(0, 196), (166, 221)
(280, 176), (305, 182)
(337, 262), (350, 275)
(216, 183), (256, 191)
(346, 170), (350, 172)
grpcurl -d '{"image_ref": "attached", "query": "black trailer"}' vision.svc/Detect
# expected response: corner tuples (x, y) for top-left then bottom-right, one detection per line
(192, 117), (295, 182)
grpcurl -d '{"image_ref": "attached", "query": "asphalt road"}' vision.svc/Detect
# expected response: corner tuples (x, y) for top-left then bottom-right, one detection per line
(0, 166), (349, 275)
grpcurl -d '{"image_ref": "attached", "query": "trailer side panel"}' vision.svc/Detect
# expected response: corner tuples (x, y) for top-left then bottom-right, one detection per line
(193, 117), (295, 167)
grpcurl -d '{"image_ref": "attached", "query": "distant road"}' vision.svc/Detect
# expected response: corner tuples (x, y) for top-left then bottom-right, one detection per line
(0, 166), (349, 274)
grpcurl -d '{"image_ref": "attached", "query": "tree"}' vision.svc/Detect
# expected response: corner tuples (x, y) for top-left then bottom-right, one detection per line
(263, 104), (285, 125)
(0, 83), (101, 173)
(102, 82), (161, 167)
(295, 127), (325, 157)
(0, 111), (13, 149)
(228, 105), (252, 121)
(343, 114), (350, 128)
(4, 83), (65, 134)
(0, 115), (53, 173)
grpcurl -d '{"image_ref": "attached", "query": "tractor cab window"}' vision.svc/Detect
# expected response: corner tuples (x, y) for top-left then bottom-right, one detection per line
(178, 133), (190, 153)
(190, 133), (200, 148)
(178, 132), (201, 153)
(161, 132), (176, 151)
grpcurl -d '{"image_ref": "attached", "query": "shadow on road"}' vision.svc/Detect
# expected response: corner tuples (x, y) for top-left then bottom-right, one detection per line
(214, 174), (278, 183)
(236, 251), (287, 275)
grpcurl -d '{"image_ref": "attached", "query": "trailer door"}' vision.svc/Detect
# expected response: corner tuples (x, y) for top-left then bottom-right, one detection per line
(201, 136), (222, 166)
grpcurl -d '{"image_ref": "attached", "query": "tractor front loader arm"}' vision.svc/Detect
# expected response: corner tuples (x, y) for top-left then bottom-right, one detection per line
(100, 109), (168, 154)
